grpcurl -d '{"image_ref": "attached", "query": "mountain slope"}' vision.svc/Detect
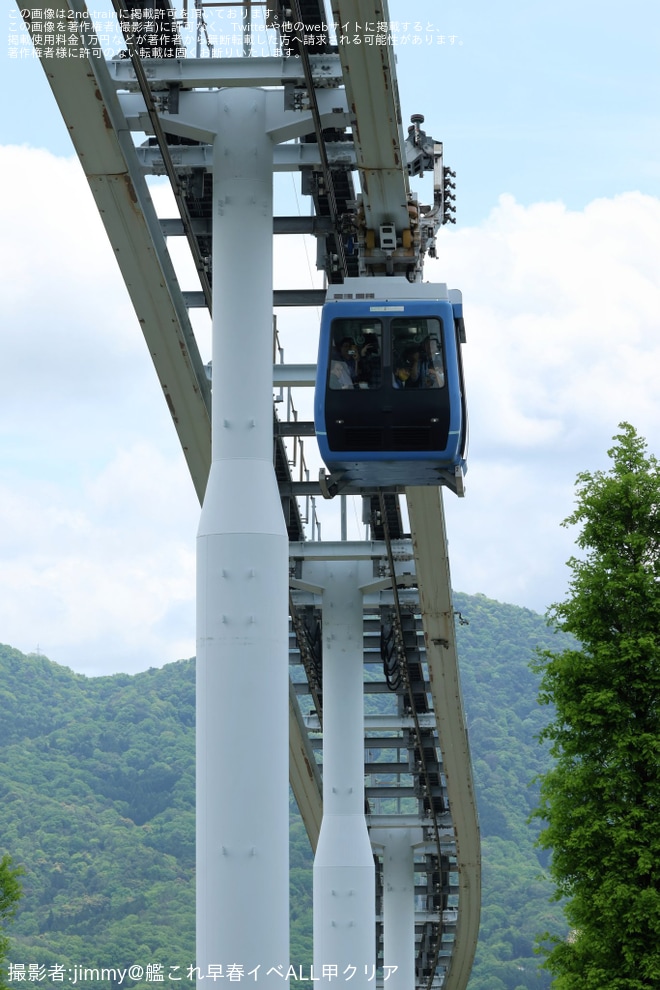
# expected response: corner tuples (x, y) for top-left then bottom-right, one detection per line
(0, 592), (567, 990)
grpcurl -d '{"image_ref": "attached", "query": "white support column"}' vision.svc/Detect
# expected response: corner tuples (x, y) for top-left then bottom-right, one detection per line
(196, 88), (289, 984)
(310, 560), (376, 982)
(382, 829), (416, 989)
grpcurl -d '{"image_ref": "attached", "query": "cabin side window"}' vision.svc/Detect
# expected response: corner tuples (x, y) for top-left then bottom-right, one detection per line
(392, 318), (445, 390)
(328, 319), (383, 390)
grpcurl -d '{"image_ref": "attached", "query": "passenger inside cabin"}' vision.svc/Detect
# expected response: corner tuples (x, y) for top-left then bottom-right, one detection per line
(356, 333), (381, 388)
(329, 336), (359, 389)
(394, 345), (423, 388)
(420, 335), (445, 388)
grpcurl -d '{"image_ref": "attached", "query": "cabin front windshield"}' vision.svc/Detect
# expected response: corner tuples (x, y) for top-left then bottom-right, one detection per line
(392, 318), (445, 389)
(328, 319), (383, 390)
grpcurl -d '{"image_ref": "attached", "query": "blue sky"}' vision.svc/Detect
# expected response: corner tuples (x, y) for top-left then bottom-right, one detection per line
(1, 0), (659, 674)
(5, 1), (659, 219)
(394, 0), (660, 223)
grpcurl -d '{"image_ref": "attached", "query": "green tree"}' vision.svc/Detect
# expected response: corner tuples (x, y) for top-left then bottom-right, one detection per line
(0, 854), (23, 990)
(532, 423), (660, 989)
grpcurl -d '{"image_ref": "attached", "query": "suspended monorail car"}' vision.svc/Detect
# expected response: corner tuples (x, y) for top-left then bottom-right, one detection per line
(314, 277), (467, 496)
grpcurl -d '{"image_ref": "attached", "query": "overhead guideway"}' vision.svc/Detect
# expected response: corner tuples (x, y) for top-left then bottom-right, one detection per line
(17, 0), (481, 986)
(329, 0), (411, 234)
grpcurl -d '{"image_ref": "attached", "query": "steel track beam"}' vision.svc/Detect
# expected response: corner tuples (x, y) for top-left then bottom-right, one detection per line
(406, 486), (481, 990)
(107, 53), (344, 89)
(328, 0), (411, 233)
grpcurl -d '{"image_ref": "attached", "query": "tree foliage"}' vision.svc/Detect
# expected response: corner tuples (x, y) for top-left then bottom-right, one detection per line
(0, 854), (23, 990)
(533, 424), (660, 989)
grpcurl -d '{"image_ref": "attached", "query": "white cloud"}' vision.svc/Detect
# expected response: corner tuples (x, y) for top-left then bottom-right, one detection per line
(0, 444), (198, 676)
(2, 141), (659, 671)
(0, 146), (199, 674)
(432, 191), (660, 612)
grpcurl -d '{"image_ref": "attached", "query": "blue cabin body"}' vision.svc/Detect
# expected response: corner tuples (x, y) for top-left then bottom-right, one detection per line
(315, 278), (468, 496)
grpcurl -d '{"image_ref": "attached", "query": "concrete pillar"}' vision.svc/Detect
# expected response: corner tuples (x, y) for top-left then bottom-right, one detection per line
(196, 87), (289, 985)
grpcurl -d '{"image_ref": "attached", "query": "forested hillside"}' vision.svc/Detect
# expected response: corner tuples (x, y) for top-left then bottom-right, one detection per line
(0, 592), (567, 990)
(452, 593), (567, 989)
